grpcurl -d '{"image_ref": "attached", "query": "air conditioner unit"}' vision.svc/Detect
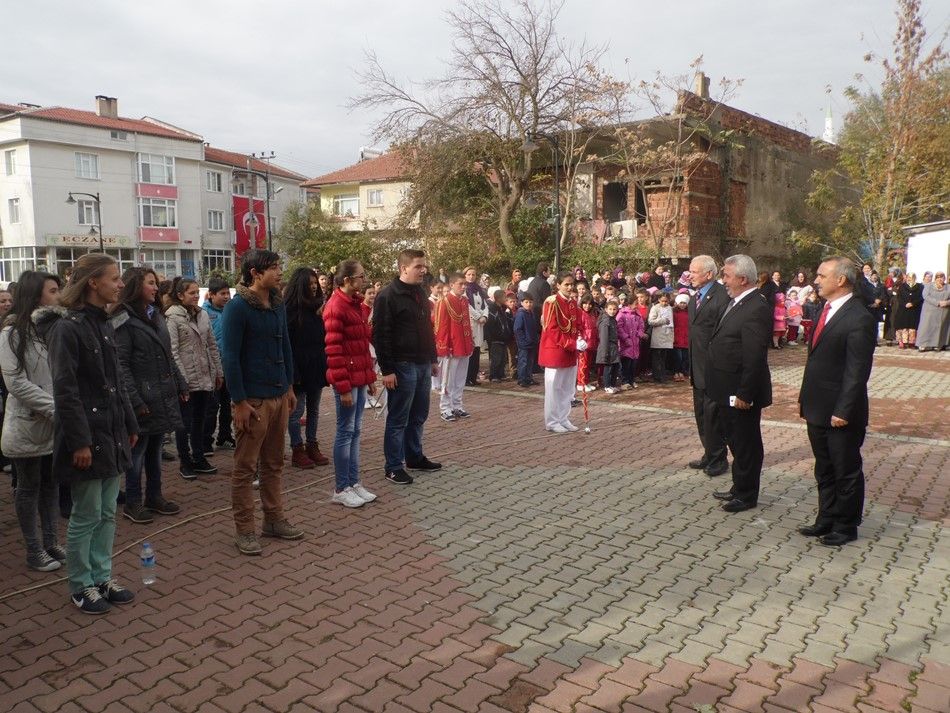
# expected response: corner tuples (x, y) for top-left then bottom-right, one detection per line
(610, 219), (637, 240)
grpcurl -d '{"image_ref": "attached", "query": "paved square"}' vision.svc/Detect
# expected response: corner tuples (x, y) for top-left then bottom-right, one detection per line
(1, 347), (947, 712)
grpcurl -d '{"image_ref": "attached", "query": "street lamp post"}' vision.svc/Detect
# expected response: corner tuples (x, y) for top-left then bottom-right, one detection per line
(65, 191), (104, 252)
(521, 132), (561, 273)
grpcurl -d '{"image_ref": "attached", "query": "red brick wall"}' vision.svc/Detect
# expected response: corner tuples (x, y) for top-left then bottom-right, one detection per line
(680, 92), (813, 154)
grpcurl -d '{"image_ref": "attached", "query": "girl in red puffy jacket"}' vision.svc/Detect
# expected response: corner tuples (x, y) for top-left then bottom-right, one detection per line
(322, 260), (379, 509)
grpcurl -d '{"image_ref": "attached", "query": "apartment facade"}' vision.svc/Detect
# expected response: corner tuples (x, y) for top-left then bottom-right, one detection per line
(301, 152), (413, 232)
(0, 96), (305, 281)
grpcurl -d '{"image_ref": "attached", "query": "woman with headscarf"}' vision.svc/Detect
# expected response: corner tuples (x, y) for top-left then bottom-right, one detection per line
(917, 272), (949, 351)
(463, 266), (489, 386)
(610, 267), (626, 290)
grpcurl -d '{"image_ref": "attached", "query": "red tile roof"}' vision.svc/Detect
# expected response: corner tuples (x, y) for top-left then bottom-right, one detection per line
(203, 146), (306, 182)
(0, 102), (21, 115)
(302, 152), (408, 187)
(0, 104), (202, 141)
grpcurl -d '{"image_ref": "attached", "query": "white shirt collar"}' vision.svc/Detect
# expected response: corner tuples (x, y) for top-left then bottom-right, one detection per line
(731, 287), (758, 305)
(825, 291), (853, 321)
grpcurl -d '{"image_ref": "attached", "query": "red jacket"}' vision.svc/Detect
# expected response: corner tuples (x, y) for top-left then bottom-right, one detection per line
(323, 289), (376, 394)
(434, 292), (474, 357)
(673, 307), (689, 348)
(577, 308), (599, 356)
(539, 293), (579, 369)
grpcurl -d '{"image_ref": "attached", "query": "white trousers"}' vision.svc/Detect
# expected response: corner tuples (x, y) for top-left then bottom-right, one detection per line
(439, 356), (468, 413)
(544, 365), (577, 430)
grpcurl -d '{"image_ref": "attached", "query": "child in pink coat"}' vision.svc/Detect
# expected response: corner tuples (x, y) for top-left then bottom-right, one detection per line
(772, 292), (787, 349)
(616, 302), (645, 390)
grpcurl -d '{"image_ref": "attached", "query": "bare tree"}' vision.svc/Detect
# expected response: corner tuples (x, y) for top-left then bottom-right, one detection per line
(351, 0), (606, 256)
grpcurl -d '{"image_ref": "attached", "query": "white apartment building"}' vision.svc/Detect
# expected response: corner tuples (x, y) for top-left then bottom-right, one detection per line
(0, 96), (306, 282)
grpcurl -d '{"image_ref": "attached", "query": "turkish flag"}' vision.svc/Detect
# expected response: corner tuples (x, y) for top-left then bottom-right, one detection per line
(233, 196), (267, 256)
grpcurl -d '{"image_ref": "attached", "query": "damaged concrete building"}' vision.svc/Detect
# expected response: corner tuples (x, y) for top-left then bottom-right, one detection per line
(568, 73), (839, 271)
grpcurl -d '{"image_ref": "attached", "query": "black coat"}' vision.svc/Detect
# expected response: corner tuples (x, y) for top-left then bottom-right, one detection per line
(113, 303), (187, 436)
(41, 305), (138, 482)
(595, 312), (620, 364)
(372, 279), (437, 375)
(705, 290), (773, 408)
(287, 305), (328, 390)
(799, 296), (876, 427)
(525, 274), (552, 324)
(484, 302), (513, 344)
(894, 283), (923, 330)
(687, 281), (730, 390)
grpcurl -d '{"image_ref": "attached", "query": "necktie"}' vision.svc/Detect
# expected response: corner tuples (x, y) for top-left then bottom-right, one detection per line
(695, 291), (702, 310)
(719, 298), (737, 324)
(811, 303), (832, 345)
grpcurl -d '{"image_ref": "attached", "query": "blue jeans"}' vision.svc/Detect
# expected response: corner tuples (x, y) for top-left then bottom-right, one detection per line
(517, 346), (534, 384)
(673, 347), (690, 376)
(384, 361), (431, 472)
(126, 433), (163, 505)
(289, 385), (322, 447)
(176, 390), (210, 462)
(333, 387), (366, 491)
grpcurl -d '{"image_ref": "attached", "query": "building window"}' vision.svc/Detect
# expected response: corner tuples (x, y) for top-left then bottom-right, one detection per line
(75, 152), (100, 179)
(0, 247), (46, 281)
(203, 249), (233, 276)
(110, 130), (128, 141)
(139, 198), (177, 228)
(55, 247), (134, 277)
(77, 200), (99, 226)
(332, 194), (359, 218)
(3, 149), (15, 176)
(141, 249), (177, 278)
(233, 180), (246, 196)
(206, 170), (223, 192)
(367, 189), (384, 207)
(207, 210), (225, 232)
(7, 198), (20, 224)
(137, 153), (175, 185)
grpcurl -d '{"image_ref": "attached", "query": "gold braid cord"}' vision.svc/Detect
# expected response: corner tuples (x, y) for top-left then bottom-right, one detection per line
(542, 294), (575, 334)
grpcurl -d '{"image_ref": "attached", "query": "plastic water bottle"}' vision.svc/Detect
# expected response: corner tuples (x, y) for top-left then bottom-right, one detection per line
(140, 542), (156, 585)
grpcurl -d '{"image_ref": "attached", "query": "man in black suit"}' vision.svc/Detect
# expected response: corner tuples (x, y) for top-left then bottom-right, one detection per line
(706, 254), (773, 513)
(798, 257), (876, 546)
(686, 255), (731, 477)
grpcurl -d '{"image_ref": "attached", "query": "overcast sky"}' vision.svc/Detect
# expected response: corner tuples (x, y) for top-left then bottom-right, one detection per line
(4, 0), (947, 179)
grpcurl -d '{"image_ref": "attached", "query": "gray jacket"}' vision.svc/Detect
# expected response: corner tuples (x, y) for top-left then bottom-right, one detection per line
(165, 304), (222, 392)
(0, 311), (55, 458)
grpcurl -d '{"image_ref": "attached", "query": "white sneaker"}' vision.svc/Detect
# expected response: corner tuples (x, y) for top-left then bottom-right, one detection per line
(604, 387), (617, 394)
(350, 483), (377, 503)
(252, 478), (260, 489)
(331, 489), (365, 508)
(563, 422), (579, 432)
(585, 384), (596, 392)
(547, 424), (569, 433)
(632, 382), (638, 389)
(576, 384), (585, 392)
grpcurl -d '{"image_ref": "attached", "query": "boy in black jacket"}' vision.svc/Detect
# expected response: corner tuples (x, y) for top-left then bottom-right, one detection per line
(485, 290), (513, 382)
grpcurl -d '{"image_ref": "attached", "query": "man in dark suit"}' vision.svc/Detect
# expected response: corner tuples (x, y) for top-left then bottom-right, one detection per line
(686, 255), (731, 477)
(706, 255), (773, 513)
(798, 257), (876, 546)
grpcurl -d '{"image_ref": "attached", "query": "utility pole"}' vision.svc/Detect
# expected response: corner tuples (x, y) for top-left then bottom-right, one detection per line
(253, 151), (276, 250)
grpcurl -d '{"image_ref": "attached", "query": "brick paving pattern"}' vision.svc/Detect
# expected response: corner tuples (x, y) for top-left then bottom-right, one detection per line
(1, 346), (947, 712)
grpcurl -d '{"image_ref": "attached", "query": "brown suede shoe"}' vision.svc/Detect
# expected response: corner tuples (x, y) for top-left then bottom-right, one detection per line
(291, 443), (315, 468)
(261, 519), (304, 540)
(305, 441), (330, 466)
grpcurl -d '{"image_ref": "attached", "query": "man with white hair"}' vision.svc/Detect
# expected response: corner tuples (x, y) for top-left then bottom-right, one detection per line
(707, 254), (773, 513)
(686, 255), (731, 477)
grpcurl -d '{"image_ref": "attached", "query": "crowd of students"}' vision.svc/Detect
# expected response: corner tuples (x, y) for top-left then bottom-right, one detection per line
(1, 249), (947, 614)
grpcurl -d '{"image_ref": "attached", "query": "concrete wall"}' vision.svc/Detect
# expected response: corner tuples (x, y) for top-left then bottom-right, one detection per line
(319, 180), (414, 232)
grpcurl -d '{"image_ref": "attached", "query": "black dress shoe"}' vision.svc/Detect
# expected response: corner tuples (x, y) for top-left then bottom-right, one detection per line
(712, 490), (734, 501)
(819, 531), (857, 546)
(704, 461), (729, 477)
(798, 524), (832, 537)
(406, 457), (442, 471)
(721, 499), (757, 513)
(688, 457), (709, 470)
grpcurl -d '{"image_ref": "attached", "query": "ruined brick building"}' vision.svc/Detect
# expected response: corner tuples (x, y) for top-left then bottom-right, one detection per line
(568, 74), (839, 271)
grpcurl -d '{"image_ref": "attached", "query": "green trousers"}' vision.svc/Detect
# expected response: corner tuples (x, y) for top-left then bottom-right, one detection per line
(66, 476), (119, 593)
